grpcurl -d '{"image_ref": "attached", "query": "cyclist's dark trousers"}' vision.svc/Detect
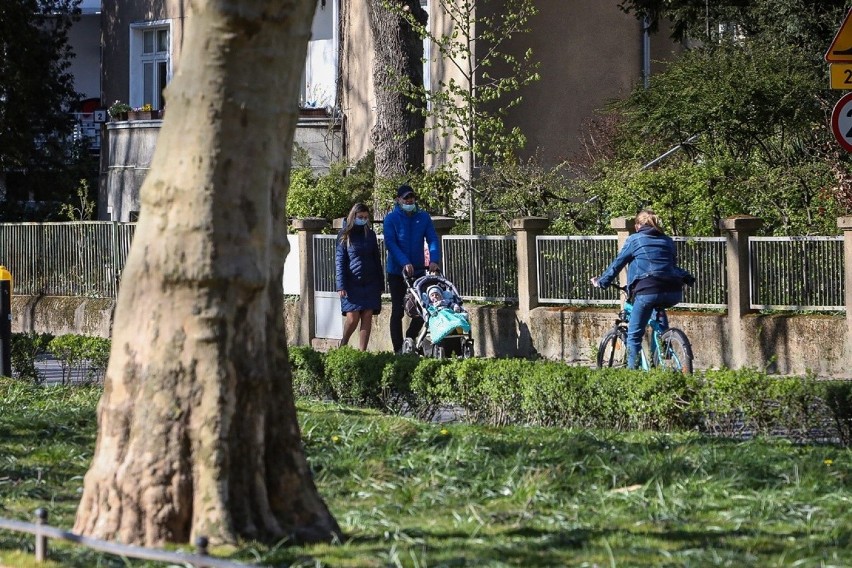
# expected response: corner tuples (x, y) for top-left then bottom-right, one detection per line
(627, 290), (682, 369)
(388, 273), (425, 352)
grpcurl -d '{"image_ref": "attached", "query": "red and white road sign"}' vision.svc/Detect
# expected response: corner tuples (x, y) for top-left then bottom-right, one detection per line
(831, 92), (852, 152)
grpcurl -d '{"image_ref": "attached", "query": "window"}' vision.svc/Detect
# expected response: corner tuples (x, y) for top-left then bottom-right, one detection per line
(129, 23), (170, 110)
(302, 1), (336, 108)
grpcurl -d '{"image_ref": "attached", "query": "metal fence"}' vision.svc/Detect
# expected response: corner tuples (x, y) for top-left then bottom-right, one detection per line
(442, 235), (517, 302)
(313, 235), (339, 293)
(0, 222), (135, 298)
(749, 236), (845, 311)
(314, 234), (518, 302)
(0, 223), (846, 312)
(537, 236), (619, 305)
(674, 237), (727, 308)
(535, 235), (728, 308)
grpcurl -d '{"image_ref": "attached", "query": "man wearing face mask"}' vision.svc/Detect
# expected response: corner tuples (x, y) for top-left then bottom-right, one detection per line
(383, 184), (441, 353)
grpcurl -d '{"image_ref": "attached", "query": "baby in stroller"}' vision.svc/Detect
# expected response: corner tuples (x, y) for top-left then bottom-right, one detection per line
(401, 274), (475, 359)
(426, 285), (464, 313)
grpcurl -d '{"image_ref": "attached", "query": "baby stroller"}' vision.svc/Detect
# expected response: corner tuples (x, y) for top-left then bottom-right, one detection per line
(401, 273), (475, 359)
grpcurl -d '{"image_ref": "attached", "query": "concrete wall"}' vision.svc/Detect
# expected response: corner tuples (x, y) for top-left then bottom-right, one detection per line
(99, 121), (161, 221)
(11, 295), (848, 378)
(98, 120), (343, 221)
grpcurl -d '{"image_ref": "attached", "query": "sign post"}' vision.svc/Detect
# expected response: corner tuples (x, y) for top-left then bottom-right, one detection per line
(0, 266), (11, 377)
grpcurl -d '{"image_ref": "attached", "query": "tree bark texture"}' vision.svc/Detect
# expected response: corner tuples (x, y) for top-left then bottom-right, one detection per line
(73, 0), (341, 546)
(368, 0), (427, 178)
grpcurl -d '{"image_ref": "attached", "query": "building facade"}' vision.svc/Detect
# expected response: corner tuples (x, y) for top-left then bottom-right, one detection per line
(96, 0), (679, 220)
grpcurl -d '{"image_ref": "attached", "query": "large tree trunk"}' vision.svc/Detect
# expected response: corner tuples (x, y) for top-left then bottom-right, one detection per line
(368, 0), (427, 179)
(73, 0), (341, 546)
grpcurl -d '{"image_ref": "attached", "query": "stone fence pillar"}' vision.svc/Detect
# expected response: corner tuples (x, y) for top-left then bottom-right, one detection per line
(432, 216), (456, 239)
(838, 216), (852, 360)
(511, 217), (550, 356)
(290, 217), (328, 346)
(721, 215), (763, 368)
(610, 216), (636, 288)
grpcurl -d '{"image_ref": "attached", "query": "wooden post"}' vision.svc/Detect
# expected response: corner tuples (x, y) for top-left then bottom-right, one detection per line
(34, 508), (47, 562)
(195, 535), (209, 556)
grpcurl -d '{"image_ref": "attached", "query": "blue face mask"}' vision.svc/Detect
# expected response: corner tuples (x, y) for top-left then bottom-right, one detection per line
(354, 218), (368, 226)
(401, 203), (416, 212)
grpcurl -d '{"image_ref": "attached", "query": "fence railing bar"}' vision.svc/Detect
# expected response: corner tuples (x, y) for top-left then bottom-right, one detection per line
(0, 515), (256, 568)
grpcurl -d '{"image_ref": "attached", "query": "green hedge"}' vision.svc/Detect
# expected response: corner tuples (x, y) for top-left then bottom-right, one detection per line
(9, 337), (851, 445)
(8, 332), (109, 384)
(288, 346), (852, 446)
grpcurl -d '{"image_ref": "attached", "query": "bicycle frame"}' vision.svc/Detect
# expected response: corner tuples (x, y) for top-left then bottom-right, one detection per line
(596, 284), (694, 373)
(621, 300), (667, 371)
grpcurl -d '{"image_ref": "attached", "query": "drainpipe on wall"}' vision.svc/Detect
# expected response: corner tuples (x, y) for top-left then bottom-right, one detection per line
(642, 15), (651, 89)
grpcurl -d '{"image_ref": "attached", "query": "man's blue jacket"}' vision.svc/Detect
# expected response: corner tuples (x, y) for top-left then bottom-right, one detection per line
(596, 226), (681, 291)
(383, 204), (441, 276)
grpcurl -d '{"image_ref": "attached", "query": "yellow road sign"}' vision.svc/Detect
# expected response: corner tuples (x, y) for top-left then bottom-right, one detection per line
(827, 9), (852, 62)
(0, 265), (10, 296)
(830, 63), (852, 89)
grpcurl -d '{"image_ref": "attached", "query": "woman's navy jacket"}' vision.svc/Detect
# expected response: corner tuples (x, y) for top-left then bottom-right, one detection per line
(335, 227), (383, 292)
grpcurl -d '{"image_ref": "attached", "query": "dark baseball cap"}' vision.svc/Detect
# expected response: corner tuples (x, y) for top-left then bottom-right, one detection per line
(397, 184), (415, 198)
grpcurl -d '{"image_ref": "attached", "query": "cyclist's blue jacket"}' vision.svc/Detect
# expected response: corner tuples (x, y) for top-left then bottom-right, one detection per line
(383, 204), (441, 276)
(596, 226), (682, 293)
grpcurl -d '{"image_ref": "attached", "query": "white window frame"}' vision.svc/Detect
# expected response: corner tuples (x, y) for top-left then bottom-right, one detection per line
(422, 0), (431, 96)
(129, 20), (171, 110)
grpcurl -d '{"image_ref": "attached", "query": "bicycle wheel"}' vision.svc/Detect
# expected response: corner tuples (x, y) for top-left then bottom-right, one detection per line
(596, 328), (628, 368)
(654, 328), (693, 373)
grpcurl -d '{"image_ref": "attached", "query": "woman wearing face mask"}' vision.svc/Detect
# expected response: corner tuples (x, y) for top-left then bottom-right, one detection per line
(335, 203), (384, 350)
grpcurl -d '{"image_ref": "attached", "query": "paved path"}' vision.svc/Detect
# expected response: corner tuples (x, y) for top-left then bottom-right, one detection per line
(34, 354), (101, 385)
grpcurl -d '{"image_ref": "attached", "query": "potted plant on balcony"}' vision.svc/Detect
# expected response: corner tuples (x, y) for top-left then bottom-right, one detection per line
(127, 103), (162, 121)
(298, 83), (330, 118)
(108, 100), (132, 121)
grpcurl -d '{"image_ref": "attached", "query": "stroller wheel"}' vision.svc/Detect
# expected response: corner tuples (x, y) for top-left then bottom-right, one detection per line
(401, 337), (416, 355)
(462, 340), (475, 359)
(433, 345), (446, 359)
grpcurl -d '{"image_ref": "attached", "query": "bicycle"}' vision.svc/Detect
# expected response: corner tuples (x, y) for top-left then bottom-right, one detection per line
(596, 284), (694, 373)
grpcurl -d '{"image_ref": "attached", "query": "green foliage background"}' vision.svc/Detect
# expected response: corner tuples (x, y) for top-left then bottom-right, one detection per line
(0, 0), (96, 219)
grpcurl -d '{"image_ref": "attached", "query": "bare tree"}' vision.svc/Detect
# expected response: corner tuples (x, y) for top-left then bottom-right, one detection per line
(73, 0), (341, 546)
(367, 0), (428, 179)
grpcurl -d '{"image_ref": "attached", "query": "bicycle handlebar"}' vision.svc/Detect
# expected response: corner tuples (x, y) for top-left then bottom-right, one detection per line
(591, 277), (627, 294)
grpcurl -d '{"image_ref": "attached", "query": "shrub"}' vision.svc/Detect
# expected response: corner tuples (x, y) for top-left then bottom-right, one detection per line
(289, 345), (328, 399)
(324, 346), (386, 407)
(287, 154), (375, 223)
(519, 361), (591, 427)
(10, 332), (54, 384)
(378, 352), (421, 415)
(409, 357), (457, 420)
(283, 347), (850, 446)
(47, 334), (110, 385)
(822, 381), (852, 446)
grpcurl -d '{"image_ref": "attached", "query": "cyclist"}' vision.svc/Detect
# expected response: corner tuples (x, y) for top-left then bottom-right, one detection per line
(591, 210), (691, 369)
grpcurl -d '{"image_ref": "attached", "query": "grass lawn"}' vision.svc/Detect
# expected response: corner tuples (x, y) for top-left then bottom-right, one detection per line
(0, 378), (850, 567)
